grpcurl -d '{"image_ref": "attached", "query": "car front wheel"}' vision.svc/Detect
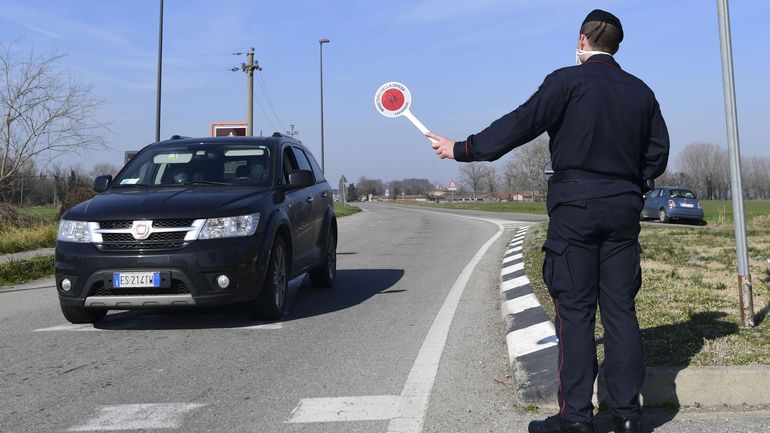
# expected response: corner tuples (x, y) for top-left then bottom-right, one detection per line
(310, 228), (336, 288)
(60, 303), (107, 324)
(251, 237), (288, 320)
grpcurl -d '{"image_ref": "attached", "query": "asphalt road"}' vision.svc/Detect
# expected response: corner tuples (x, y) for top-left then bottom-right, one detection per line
(0, 203), (767, 433)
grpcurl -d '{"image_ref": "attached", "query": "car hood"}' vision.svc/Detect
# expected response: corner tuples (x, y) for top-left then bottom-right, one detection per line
(64, 187), (273, 221)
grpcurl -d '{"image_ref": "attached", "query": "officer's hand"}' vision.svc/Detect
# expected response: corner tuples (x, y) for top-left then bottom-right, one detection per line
(427, 132), (455, 160)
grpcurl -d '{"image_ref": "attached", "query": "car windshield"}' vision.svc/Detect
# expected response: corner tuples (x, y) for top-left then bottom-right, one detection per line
(670, 189), (696, 199)
(112, 143), (273, 188)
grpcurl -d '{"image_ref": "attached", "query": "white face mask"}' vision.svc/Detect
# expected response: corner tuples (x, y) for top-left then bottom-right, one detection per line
(575, 48), (613, 65)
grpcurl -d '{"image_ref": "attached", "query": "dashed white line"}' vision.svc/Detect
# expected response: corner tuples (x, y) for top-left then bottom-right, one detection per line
(288, 396), (401, 423)
(34, 324), (104, 332)
(68, 403), (205, 431)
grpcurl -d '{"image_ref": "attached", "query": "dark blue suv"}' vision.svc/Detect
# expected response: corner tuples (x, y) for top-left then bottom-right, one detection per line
(641, 187), (704, 224)
(55, 135), (337, 323)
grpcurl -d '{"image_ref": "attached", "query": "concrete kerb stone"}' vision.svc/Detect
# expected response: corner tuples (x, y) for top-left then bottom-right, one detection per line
(500, 227), (770, 409)
(499, 226), (560, 409)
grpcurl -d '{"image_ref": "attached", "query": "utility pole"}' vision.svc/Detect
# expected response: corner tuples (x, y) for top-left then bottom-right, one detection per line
(717, 0), (754, 327)
(286, 124), (299, 137)
(237, 48), (261, 137)
(230, 47), (262, 137)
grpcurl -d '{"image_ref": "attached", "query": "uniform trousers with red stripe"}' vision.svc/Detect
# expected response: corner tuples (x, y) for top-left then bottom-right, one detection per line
(542, 193), (645, 423)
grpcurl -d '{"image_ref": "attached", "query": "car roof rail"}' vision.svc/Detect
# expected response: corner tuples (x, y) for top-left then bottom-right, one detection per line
(169, 134), (189, 140)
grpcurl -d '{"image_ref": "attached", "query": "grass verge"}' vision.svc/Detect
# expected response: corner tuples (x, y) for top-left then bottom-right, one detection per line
(0, 224), (58, 254)
(334, 203), (362, 218)
(0, 256), (54, 286)
(523, 222), (770, 366)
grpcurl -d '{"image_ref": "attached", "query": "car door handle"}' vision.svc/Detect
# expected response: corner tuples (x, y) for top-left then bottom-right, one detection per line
(306, 196), (314, 203)
(321, 192), (329, 198)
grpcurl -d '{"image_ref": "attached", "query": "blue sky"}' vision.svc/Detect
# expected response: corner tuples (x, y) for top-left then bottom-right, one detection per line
(1, 0), (768, 187)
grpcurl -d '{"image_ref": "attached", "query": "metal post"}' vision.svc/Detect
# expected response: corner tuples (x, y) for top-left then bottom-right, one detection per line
(246, 48), (255, 137)
(154, 0), (164, 142)
(717, 0), (754, 327)
(319, 38), (330, 173)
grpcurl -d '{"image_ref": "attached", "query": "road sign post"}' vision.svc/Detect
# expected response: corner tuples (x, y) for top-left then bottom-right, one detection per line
(448, 179), (458, 202)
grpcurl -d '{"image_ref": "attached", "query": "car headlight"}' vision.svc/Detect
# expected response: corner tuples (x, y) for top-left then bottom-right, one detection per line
(58, 220), (92, 243)
(198, 213), (260, 239)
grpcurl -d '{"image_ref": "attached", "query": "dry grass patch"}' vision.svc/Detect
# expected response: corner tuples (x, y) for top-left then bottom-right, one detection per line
(524, 222), (770, 366)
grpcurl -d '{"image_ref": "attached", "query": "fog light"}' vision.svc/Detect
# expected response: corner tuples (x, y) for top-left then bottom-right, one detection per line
(216, 275), (230, 289)
(61, 278), (72, 292)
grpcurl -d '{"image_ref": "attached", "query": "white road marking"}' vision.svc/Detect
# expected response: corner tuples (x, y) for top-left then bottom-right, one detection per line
(35, 321), (282, 332)
(506, 321), (558, 360)
(68, 403), (204, 431)
(34, 324), (104, 332)
(288, 206), (508, 431)
(507, 245), (523, 254)
(386, 222), (506, 433)
(502, 293), (541, 316)
(288, 396), (401, 423)
(233, 322), (284, 330)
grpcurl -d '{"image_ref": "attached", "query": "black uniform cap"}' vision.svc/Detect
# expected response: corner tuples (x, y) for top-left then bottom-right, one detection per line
(582, 9), (623, 43)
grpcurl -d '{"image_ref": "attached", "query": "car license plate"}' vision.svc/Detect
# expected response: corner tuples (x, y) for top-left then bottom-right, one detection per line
(681, 203), (694, 208)
(113, 272), (160, 288)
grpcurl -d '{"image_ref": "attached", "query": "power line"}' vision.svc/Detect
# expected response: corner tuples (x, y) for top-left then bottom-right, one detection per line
(256, 72), (285, 131)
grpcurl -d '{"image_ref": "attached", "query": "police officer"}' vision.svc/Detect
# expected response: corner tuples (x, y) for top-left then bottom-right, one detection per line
(428, 9), (669, 433)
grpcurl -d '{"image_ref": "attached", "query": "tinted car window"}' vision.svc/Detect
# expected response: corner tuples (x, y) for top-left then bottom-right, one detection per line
(113, 143), (272, 187)
(282, 146), (299, 184)
(292, 146), (313, 173)
(670, 189), (696, 199)
(302, 148), (325, 183)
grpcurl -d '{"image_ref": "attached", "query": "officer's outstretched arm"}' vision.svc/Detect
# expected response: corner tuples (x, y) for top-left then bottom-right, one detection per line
(453, 72), (567, 163)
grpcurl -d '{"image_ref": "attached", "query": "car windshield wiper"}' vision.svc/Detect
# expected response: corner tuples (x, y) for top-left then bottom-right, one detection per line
(178, 180), (232, 186)
(110, 183), (156, 188)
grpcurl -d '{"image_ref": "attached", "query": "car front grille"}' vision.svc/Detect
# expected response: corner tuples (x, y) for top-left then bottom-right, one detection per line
(99, 232), (188, 251)
(96, 219), (198, 251)
(90, 280), (191, 296)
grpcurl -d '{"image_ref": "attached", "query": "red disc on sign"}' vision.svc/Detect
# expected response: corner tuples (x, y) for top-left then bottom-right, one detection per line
(382, 88), (405, 112)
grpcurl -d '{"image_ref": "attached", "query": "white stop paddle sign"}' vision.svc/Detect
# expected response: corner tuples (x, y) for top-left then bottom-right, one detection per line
(374, 81), (437, 143)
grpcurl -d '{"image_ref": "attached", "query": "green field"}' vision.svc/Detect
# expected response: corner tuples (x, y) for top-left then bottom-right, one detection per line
(15, 206), (59, 222)
(701, 200), (770, 227)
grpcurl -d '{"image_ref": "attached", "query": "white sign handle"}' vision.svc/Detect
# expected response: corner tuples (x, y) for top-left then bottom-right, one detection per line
(403, 111), (437, 143)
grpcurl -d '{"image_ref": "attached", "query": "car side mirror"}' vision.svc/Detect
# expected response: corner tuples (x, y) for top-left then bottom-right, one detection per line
(287, 170), (314, 189)
(93, 175), (113, 193)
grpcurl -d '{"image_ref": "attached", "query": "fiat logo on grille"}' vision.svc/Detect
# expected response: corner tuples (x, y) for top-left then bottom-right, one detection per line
(131, 220), (152, 240)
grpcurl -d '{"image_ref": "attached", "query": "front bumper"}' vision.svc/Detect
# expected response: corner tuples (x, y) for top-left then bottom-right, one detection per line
(56, 234), (269, 309)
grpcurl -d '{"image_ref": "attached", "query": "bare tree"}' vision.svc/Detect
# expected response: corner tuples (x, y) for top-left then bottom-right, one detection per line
(459, 162), (489, 200)
(504, 136), (550, 201)
(0, 43), (106, 192)
(678, 142), (728, 200)
(89, 162), (120, 178)
(484, 165), (499, 195)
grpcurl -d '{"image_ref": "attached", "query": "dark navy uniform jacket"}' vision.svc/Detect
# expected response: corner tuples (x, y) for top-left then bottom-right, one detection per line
(452, 54), (670, 212)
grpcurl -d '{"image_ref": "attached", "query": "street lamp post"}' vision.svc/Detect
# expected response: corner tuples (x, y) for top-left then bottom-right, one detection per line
(319, 38), (330, 174)
(155, 0), (164, 142)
